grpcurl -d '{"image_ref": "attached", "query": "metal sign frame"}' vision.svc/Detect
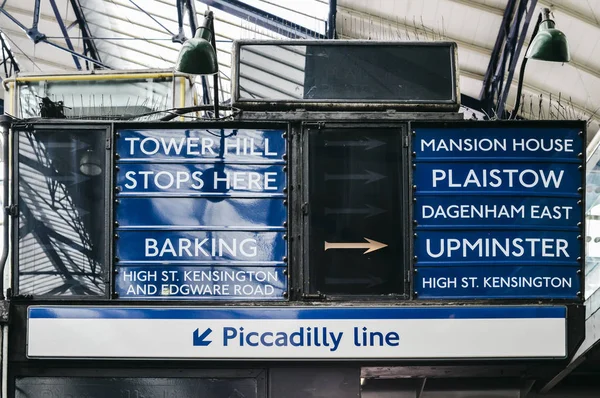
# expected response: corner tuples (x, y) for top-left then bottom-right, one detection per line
(6, 118), (586, 305)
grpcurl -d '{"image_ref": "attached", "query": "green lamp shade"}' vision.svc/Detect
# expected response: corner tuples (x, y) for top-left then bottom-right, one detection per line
(526, 18), (570, 62)
(174, 16), (218, 75)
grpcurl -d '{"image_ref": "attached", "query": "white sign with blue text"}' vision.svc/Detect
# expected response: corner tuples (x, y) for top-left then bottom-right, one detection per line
(27, 306), (567, 359)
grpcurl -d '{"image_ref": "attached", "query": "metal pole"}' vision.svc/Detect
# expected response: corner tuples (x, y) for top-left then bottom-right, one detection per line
(211, 17), (219, 117)
(497, 0), (538, 117)
(0, 115), (11, 301)
(327, 0), (337, 39)
(510, 9), (543, 119)
(1, 326), (7, 398)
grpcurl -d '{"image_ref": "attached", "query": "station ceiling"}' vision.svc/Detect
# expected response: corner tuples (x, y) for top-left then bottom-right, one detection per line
(0, 0), (599, 136)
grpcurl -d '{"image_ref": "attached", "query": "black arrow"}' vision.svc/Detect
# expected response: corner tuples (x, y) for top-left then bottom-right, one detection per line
(324, 170), (386, 184)
(324, 137), (385, 151)
(325, 276), (384, 288)
(193, 328), (212, 346)
(324, 204), (386, 218)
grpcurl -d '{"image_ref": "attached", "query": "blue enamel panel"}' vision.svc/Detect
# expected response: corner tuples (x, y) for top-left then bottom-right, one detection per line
(412, 125), (584, 300)
(114, 127), (288, 300)
(414, 127), (581, 160)
(115, 266), (287, 300)
(116, 230), (287, 264)
(116, 163), (286, 195)
(415, 230), (580, 265)
(414, 266), (580, 299)
(415, 196), (580, 228)
(116, 197), (286, 229)
(117, 128), (286, 162)
(413, 162), (580, 195)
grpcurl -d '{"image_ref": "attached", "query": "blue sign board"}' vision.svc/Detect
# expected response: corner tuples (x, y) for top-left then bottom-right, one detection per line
(415, 266), (580, 299)
(415, 230), (580, 265)
(116, 197), (287, 228)
(415, 127), (582, 159)
(415, 195), (580, 228)
(117, 129), (286, 162)
(115, 266), (286, 300)
(117, 163), (286, 195)
(116, 230), (287, 263)
(413, 124), (583, 299)
(115, 128), (288, 300)
(413, 163), (580, 194)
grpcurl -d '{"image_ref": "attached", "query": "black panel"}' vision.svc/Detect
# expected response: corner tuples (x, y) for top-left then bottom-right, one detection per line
(269, 367), (360, 398)
(16, 377), (261, 398)
(308, 126), (405, 295)
(303, 45), (453, 102)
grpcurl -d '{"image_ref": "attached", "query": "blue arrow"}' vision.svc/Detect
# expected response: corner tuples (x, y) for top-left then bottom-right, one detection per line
(193, 328), (212, 346)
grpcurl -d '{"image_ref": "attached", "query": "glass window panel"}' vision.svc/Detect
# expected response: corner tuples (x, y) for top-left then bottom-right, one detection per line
(17, 127), (107, 297)
(17, 78), (173, 120)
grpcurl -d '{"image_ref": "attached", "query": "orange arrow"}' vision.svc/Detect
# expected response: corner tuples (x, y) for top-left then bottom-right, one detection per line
(324, 238), (388, 254)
